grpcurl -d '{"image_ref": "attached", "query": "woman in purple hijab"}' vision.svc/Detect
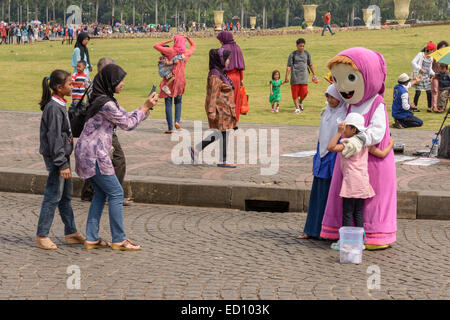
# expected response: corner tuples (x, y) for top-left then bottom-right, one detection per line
(217, 31), (245, 121)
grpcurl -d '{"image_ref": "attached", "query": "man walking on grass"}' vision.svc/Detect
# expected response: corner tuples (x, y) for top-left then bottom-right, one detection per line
(322, 11), (335, 36)
(285, 38), (316, 114)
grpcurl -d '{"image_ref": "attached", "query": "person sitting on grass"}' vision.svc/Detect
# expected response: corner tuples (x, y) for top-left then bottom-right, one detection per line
(392, 73), (423, 129)
(158, 45), (185, 95)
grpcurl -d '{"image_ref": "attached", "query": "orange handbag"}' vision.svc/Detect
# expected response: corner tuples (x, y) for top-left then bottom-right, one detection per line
(240, 86), (249, 114)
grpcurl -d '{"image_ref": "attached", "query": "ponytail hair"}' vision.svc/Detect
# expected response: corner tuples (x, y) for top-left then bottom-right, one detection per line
(39, 69), (71, 111)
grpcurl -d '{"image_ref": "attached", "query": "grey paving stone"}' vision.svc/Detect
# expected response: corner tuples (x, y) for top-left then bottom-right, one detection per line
(0, 192), (449, 300)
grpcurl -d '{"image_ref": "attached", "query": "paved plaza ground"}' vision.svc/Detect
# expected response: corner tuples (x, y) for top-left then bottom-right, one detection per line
(0, 192), (449, 300)
(1, 110), (449, 300)
(1, 111), (449, 193)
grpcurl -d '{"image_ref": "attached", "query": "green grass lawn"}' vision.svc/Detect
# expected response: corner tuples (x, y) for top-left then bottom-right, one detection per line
(0, 25), (447, 130)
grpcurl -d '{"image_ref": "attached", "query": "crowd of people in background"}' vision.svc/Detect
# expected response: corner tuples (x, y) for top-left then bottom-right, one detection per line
(0, 18), (251, 45)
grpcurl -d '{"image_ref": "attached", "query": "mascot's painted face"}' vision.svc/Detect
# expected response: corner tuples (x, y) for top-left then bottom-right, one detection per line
(330, 64), (365, 105)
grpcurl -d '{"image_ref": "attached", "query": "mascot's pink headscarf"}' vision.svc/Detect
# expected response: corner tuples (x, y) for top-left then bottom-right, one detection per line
(173, 35), (187, 54)
(336, 47), (387, 106)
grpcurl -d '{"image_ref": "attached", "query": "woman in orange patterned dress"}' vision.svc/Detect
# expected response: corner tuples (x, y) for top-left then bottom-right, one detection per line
(189, 48), (238, 168)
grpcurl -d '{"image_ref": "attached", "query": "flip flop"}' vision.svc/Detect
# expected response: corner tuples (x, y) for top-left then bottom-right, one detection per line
(123, 198), (134, 206)
(65, 233), (86, 245)
(84, 238), (110, 250)
(217, 163), (236, 168)
(111, 239), (141, 251)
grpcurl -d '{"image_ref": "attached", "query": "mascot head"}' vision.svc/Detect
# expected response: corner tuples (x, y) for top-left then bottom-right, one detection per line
(327, 47), (387, 106)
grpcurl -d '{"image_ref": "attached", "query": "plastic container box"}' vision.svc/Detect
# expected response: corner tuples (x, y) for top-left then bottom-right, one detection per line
(339, 227), (365, 264)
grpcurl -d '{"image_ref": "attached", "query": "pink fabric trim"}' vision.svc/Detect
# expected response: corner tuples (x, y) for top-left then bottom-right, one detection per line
(320, 226), (396, 245)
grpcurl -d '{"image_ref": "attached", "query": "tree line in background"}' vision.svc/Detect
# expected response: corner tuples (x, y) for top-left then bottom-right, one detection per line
(1, 0), (448, 28)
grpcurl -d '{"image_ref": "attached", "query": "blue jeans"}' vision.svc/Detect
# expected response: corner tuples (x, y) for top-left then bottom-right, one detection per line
(86, 163), (126, 243)
(322, 24), (334, 35)
(37, 157), (77, 237)
(165, 96), (182, 131)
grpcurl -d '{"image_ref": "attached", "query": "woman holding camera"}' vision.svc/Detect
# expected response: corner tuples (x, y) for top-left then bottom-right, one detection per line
(75, 64), (158, 251)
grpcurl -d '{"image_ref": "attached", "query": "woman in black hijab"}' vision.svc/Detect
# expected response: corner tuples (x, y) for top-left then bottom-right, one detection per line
(75, 64), (158, 251)
(72, 32), (92, 78)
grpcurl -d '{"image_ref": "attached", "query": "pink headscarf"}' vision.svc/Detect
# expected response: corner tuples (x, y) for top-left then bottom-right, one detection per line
(336, 47), (387, 106)
(173, 35), (186, 54)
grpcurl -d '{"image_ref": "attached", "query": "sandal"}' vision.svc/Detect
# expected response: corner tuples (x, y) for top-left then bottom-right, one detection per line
(36, 236), (57, 250)
(297, 233), (310, 239)
(84, 238), (110, 250)
(65, 232), (86, 245)
(123, 198), (134, 206)
(111, 239), (141, 251)
(217, 163), (237, 168)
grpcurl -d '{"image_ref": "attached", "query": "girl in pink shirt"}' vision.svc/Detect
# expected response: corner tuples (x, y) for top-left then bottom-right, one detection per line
(327, 113), (394, 249)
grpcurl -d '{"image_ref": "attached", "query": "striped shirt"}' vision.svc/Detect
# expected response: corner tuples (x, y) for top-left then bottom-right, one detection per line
(72, 72), (87, 100)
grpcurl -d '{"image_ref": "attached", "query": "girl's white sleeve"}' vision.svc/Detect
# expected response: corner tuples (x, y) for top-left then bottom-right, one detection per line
(411, 52), (422, 72)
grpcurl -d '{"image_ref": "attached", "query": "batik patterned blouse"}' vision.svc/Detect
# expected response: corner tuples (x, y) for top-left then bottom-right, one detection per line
(75, 101), (149, 179)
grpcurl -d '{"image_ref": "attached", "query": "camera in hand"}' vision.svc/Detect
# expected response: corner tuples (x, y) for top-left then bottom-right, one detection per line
(147, 84), (157, 110)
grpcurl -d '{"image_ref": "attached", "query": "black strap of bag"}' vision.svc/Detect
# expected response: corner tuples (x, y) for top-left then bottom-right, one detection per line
(68, 83), (91, 138)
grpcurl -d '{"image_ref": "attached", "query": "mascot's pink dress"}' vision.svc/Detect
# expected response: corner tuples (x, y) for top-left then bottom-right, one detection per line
(320, 48), (397, 247)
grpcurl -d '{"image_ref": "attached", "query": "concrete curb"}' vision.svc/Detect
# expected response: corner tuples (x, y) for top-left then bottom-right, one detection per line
(0, 167), (448, 220)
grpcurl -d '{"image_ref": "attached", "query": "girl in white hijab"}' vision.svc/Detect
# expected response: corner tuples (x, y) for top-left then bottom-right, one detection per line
(298, 84), (347, 239)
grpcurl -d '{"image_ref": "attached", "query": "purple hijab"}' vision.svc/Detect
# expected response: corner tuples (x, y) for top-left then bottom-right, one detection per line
(336, 47), (387, 106)
(208, 48), (234, 88)
(217, 31), (245, 71)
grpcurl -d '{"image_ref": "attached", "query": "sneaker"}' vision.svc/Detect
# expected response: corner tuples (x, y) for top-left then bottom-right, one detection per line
(271, 109), (274, 113)
(275, 107), (279, 113)
(294, 109), (301, 114)
(162, 85), (171, 95)
(299, 103), (304, 111)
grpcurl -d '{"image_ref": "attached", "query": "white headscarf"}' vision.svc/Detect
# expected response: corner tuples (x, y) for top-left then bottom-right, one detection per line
(318, 84), (347, 158)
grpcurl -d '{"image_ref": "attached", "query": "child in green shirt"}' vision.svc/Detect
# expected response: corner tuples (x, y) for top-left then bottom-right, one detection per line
(269, 70), (286, 113)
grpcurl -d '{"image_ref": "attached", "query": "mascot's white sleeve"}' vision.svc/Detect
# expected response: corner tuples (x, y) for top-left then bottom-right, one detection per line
(361, 103), (386, 147)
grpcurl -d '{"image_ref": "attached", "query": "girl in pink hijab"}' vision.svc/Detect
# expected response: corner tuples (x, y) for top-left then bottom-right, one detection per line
(320, 47), (397, 250)
(154, 35), (196, 134)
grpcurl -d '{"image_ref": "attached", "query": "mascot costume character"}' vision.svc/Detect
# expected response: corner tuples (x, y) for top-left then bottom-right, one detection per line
(320, 47), (397, 250)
